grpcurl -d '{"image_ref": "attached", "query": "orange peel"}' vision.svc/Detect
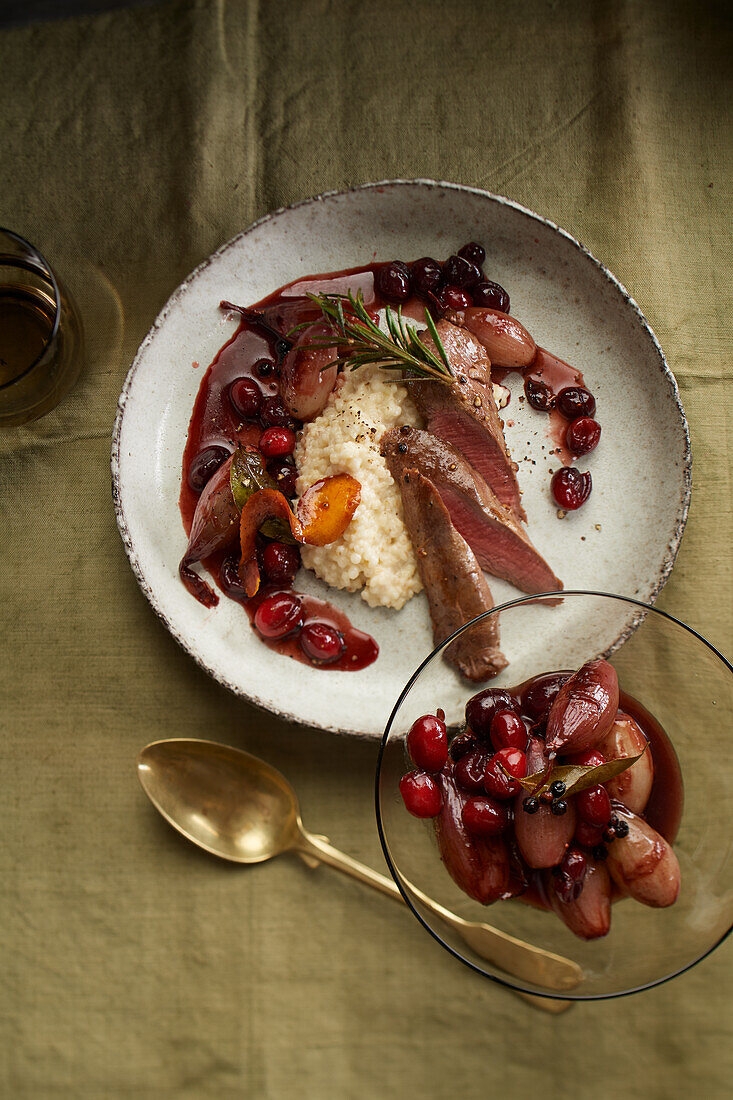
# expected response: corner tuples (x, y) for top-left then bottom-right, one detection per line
(297, 474), (361, 546)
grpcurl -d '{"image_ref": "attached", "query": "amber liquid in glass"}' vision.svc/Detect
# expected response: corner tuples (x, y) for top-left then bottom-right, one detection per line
(0, 284), (56, 386)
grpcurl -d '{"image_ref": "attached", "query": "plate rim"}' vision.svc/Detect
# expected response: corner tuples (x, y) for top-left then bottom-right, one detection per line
(111, 178), (692, 736)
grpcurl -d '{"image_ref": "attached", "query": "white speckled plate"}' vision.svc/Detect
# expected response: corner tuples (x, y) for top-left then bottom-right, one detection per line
(112, 181), (690, 737)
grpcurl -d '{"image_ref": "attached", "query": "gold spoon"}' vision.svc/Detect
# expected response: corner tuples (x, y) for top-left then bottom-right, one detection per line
(137, 738), (581, 1011)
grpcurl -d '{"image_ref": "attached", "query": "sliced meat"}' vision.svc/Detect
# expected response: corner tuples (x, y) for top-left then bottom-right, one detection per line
(382, 426), (562, 596)
(409, 320), (526, 522)
(396, 468), (507, 681)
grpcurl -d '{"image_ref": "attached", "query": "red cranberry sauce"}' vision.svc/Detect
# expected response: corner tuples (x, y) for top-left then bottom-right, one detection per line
(246, 587), (378, 671)
(180, 266), (392, 671)
(416, 671), (682, 913)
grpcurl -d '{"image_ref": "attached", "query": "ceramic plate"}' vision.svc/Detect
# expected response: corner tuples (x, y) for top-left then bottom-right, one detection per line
(112, 181), (691, 737)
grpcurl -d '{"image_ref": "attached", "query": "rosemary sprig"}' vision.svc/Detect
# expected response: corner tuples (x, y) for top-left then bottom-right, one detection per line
(293, 291), (453, 383)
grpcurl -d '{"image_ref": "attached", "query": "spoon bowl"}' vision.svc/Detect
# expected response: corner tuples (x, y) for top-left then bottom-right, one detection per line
(138, 739), (301, 862)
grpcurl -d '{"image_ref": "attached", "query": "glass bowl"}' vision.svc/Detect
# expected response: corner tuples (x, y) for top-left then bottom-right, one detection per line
(375, 591), (732, 1000)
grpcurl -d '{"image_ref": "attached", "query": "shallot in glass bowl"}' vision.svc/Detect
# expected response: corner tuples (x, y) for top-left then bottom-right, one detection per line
(375, 592), (732, 1000)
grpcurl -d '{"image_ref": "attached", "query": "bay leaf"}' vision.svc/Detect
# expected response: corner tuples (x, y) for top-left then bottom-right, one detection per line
(508, 747), (648, 798)
(230, 447), (298, 544)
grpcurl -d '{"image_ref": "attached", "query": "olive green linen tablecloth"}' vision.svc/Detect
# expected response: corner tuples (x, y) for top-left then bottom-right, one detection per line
(1, 1), (731, 1096)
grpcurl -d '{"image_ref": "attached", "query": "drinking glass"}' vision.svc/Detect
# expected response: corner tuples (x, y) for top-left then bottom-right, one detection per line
(0, 228), (84, 426)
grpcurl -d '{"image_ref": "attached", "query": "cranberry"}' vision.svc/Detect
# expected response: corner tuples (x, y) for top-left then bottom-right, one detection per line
(254, 358), (275, 378)
(575, 819), (605, 848)
(490, 710), (528, 752)
(300, 621), (345, 665)
(472, 280), (510, 313)
(523, 377), (555, 412)
(443, 254), (481, 288)
(399, 771), (443, 818)
(576, 785), (612, 827)
(259, 426), (296, 458)
(439, 285), (473, 311)
(557, 386), (596, 420)
(266, 460), (297, 497)
(566, 749), (605, 768)
(458, 241), (486, 267)
(461, 796), (509, 837)
(566, 416), (601, 456)
(465, 688), (519, 740)
(375, 261), (411, 303)
(519, 672), (571, 722)
(484, 747), (527, 800)
(229, 377), (262, 419)
(454, 748), (490, 793)
(253, 591), (303, 639)
(187, 445), (231, 493)
(260, 397), (293, 429)
(262, 541), (300, 585)
(411, 257), (443, 298)
(551, 467), (592, 510)
(449, 732), (477, 762)
(553, 846), (587, 902)
(407, 714), (448, 773)
(219, 555), (248, 600)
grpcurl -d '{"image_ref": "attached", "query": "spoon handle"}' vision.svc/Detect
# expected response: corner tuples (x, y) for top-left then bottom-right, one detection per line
(296, 829), (575, 1011)
(296, 829), (403, 899)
